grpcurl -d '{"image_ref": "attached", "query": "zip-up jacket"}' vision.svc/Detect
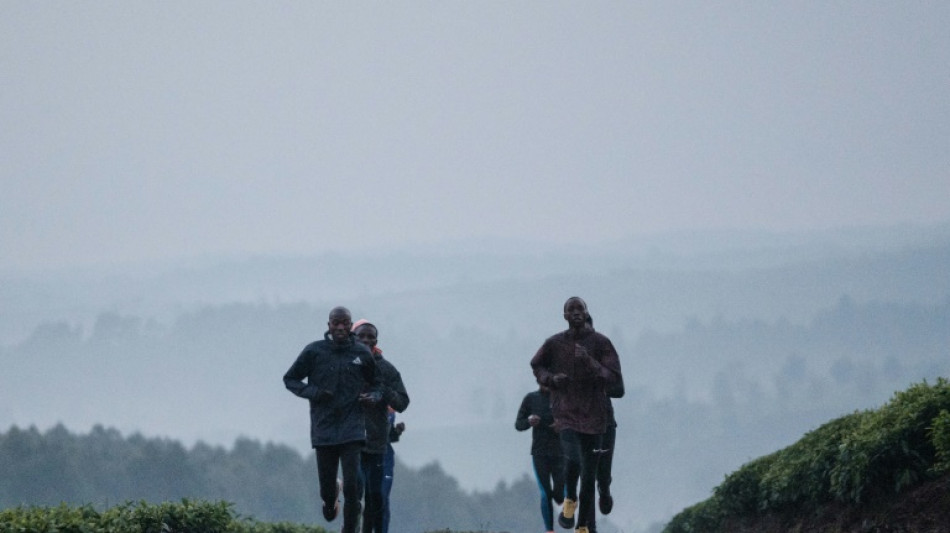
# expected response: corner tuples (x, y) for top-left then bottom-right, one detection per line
(515, 389), (561, 457)
(283, 331), (381, 447)
(362, 354), (409, 454)
(530, 328), (623, 435)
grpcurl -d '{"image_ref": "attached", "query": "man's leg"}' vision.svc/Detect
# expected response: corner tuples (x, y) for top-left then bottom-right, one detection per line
(339, 441), (364, 533)
(558, 430), (581, 529)
(315, 446), (342, 521)
(381, 445), (395, 533)
(551, 453), (565, 507)
(597, 425), (616, 514)
(576, 432), (603, 533)
(361, 451), (385, 533)
(533, 454), (557, 532)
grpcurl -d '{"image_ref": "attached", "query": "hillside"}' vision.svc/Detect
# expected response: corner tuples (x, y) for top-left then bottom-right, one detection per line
(664, 379), (950, 532)
(724, 473), (950, 532)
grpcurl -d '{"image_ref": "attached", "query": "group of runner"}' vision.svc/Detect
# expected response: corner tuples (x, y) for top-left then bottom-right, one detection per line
(284, 297), (622, 533)
(283, 307), (409, 533)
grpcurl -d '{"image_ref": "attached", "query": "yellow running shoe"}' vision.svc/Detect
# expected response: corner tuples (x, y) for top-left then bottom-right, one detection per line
(558, 498), (577, 529)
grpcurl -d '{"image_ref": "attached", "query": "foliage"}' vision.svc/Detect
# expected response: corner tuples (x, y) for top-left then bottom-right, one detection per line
(712, 453), (776, 516)
(929, 408), (950, 474)
(0, 426), (320, 525)
(663, 378), (950, 533)
(0, 425), (549, 533)
(662, 498), (724, 533)
(829, 378), (950, 502)
(758, 412), (870, 510)
(0, 499), (327, 533)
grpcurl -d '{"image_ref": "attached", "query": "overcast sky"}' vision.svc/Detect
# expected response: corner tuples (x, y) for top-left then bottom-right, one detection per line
(2, 2), (948, 271)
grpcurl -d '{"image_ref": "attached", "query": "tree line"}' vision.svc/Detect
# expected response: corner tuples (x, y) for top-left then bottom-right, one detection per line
(0, 423), (554, 532)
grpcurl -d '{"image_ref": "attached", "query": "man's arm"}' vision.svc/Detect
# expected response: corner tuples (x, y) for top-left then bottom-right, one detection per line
(388, 414), (405, 443)
(359, 349), (385, 404)
(599, 337), (623, 394)
(530, 339), (556, 387)
(384, 366), (410, 413)
(283, 349), (319, 400)
(514, 394), (533, 431)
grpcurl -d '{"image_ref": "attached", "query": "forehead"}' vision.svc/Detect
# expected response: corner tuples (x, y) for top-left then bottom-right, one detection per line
(564, 298), (587, 310)
(328, 310), (352, 322)
(355, 324), (377, 335)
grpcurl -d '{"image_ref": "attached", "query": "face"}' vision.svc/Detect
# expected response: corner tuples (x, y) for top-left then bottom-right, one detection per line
(327, 307), (352, 343)
(354, 324), (378, 350)
(563, 297), (588, 329)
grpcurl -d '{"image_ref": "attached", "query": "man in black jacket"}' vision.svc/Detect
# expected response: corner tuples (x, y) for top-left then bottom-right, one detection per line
(352, 319), (410, 533)
(284, 306), (382, 533)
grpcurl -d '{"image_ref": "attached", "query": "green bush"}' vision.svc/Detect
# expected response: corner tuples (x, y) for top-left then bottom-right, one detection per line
(0, 500), (328, 533)
(758, 411), (870, 510)
(830, 378), (950, 503)
(664, 378), (950, 533)
(930, 408), (950, 474)
(713, 453), (776, 516)
(663, 497), (724, 533)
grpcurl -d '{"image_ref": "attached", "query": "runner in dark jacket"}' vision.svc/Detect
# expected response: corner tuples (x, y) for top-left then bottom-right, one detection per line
(284, 306), (382, 533)
(531, 297), (622, 533)
(516, 385), (564, 533)
(352, 319), (409, 533)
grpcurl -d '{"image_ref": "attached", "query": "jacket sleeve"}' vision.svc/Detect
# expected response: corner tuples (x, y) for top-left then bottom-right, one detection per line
(283, 349), (318, 400)
(514, 394), (532, 431)
(384, 369), (410, 413)
(530, 339), (555, 387)
(598, 337), (624, 394)
(361, 351), (384, 401)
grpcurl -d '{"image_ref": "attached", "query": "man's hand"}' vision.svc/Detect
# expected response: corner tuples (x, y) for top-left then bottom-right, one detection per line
(528, 414), (541, 427)
(359, 391), (382, 406)
(550, 373), (569, 389)
(574, 344), (598, 371)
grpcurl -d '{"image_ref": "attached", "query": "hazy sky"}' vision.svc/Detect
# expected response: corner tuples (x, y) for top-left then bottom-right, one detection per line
(2, 2), (948, 270)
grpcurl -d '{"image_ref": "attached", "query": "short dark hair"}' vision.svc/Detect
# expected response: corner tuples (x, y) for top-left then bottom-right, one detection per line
(563, 296), (588, 312)
(328, 306), (352, 321)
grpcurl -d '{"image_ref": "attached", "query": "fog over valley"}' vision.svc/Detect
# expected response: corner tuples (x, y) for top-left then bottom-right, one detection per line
(3, 226), (949, 531)
(3, 3), (949, 530)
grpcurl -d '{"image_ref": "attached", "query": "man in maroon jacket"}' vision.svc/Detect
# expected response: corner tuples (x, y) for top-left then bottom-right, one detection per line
(531, 297), (623, 533)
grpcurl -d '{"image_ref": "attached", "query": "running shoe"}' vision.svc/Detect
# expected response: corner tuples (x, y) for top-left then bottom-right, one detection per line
(599, 491), (613, 515)
(322, 479), (341, 521)
(558, 498), (577, 529)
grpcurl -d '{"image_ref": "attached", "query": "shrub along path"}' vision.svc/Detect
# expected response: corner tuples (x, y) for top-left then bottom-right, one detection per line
(722, 472), (950, 532)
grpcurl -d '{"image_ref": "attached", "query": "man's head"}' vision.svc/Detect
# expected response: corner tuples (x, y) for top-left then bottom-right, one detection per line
(327, 306), (353, 343)
(563, 296), (588, 330)
(352, 320), (378, 351)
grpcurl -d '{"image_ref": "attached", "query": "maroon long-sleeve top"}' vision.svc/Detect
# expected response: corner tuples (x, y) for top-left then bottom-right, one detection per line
(530, 327), (623, 435)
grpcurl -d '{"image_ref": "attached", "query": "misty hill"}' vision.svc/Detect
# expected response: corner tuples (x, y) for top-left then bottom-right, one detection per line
(664, 379), (950, 532)
(1, 225), (948, 531)
(3, 224), (948, 343)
